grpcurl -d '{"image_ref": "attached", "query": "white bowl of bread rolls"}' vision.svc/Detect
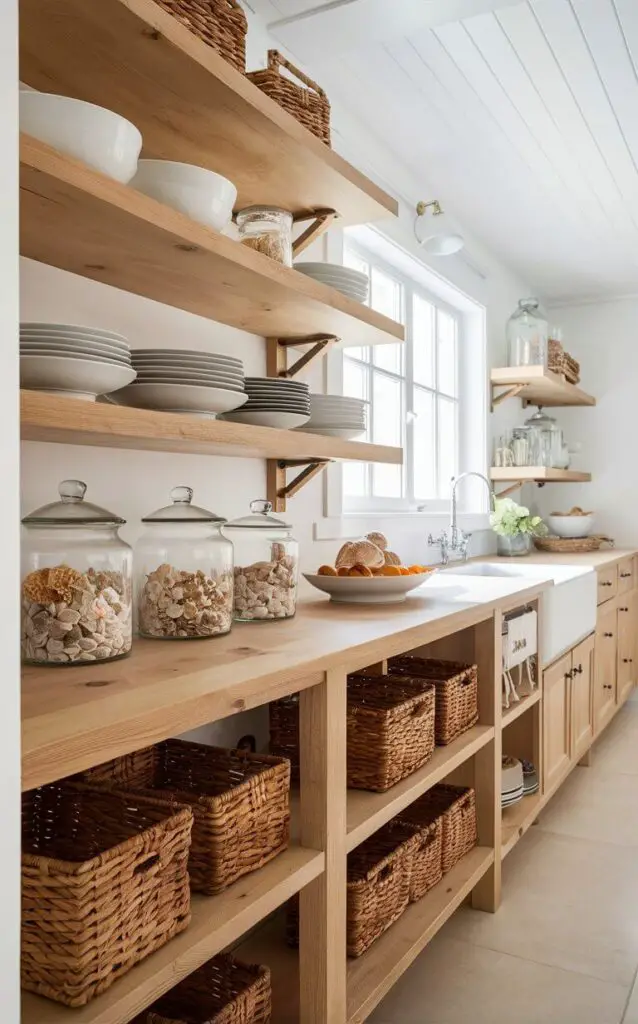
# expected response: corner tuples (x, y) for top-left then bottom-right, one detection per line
(304, 532), (438, 603)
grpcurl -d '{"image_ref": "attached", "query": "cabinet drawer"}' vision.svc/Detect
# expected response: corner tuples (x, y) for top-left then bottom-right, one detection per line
(597, 566), (618, 604)
(618, 558), (635, 594)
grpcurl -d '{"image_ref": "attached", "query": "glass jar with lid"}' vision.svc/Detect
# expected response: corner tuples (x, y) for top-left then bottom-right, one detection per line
(223, 500), (298, 622)
(136, 486), (233, 640)
(524, 409), (564, 468)
(236, 206), (293, 266)
(507, 298), (548, 367)
(21, 479), (132, 666)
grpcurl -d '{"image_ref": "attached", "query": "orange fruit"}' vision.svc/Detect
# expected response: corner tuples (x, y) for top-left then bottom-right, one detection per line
(348, 562), (373, 577)
(318, 564), (338, 576)
(380, 565), (401, 576)
(399, 567), (410, 576)
(337, 566), (351, 577)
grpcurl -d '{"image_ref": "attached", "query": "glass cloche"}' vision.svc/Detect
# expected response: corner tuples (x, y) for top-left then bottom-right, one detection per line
(223, 500), (298, 622)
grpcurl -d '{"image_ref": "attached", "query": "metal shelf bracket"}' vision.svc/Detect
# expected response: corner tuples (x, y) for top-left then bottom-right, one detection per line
(267, 458), (332, 512)
(490, 383), (525, 412)
(292, 207), (339, 257)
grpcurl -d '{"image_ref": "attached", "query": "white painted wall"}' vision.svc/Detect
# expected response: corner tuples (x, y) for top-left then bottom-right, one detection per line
(535, 297), (638, 544)
(2, 0), (21, 1019)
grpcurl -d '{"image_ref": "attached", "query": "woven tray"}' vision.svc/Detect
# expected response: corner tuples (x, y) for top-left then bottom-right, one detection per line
(534, 535), (613, 554)
(247, 50), (331, 146)
(399, 784), (477, 874)
(82, 740), (290, 895)
(141, 954), (271, 1024)
(155, 0), (247, 73)
(388, 657), (479, 745)
(22, 782), (192, 1007)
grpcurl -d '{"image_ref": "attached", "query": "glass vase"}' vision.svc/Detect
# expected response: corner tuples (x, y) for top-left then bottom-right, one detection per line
(496, 533), (532, 557)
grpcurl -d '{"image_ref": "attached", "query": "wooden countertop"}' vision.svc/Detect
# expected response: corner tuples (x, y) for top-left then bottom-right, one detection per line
(475, 548), (637, 570)
(22, 575), (548, 790)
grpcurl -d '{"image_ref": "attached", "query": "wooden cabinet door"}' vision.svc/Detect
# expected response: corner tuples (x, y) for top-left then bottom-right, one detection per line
(571, 634), (595, 761)
(618, 558), (635, 595)
(597, 566), (618, 605)
(543, 652), (572, 797)
(617, 592), (637, 706)
(594, 602), (617, 734)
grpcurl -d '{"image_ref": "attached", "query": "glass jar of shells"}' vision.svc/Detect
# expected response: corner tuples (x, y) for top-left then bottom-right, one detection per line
(21, 479), (133, 666)
(223, 499), (299, 622)
(135, 486), (233, 640)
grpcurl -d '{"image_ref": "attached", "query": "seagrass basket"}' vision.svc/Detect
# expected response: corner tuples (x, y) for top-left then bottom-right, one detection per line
(141, 954), (271, 1023)
(155, 0), (247, 73)
(389, 656), (479, 745)
(247, 51), (331, 145)
(399, 784), (477, 874)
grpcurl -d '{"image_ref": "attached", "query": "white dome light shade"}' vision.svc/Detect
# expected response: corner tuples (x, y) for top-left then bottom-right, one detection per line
(414, 200), (464, 256)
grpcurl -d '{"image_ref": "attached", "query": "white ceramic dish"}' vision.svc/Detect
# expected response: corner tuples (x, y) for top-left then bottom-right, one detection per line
(133, 348), (243, 365)
(113, 382), (248, 415)
(298, 276), (368, 295)
(222, 410), (310, 428)
(133, 375), (244, 391)
(20, 346), (132, 368)
(547, 513), (595, 538)
(21, 336), (131, 357)
(245, 388), (310, 399)
(300, 426), (365, 439)
(133, 357), (244, 375)
(21, 323), (129, 343)
(303, 570), (438, 604)
(246, 378), (309, 389)
(20, 354), (136, 396)
(131, 159), (237, 231)
(294, 263), (369, 284)
(305, 419), (366, 429)
(20, 93), (141, 183)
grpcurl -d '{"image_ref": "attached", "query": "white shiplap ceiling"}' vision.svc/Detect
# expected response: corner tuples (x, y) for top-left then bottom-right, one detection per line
(251, 0), (638, 302)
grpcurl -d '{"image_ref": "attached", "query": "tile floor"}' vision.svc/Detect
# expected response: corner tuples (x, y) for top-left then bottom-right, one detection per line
(369, 692), (638, 1024)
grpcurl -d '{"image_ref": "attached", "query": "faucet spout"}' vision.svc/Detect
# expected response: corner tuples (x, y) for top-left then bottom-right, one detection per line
(450, 472), (495, 551)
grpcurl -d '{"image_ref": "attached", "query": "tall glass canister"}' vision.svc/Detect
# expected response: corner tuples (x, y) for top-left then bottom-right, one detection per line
(507, 298), (548, 367)
(223, 500), (299, 621)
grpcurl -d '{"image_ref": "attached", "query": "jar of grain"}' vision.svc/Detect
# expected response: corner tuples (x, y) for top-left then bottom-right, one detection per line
(21, 480), (133, 666)
(236, 205), (293, 265)
(223, 500), (298, 622)
(136, 486), (233, 640)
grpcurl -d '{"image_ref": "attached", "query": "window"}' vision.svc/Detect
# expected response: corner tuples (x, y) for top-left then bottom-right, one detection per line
(342, 242), (460, 512)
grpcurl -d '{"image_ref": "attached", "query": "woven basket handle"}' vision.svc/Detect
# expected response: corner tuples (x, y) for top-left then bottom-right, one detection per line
(412, 701), (431, 718)
(266, 49), (327, 99)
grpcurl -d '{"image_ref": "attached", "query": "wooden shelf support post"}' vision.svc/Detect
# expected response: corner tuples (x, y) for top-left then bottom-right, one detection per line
(292, 208), (339, 258)
(299, 669), (347, 1022)
(471, 612), (503, 911)
(267, 459), (331, 513)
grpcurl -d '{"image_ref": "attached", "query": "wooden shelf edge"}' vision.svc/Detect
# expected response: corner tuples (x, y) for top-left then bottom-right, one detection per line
(502, 688), (541, 728)
(490, 468), (592, 483)
(490, 367), (595, 408)
(21, 845), (324, 1024)
(20, 391), (403, 465)
(501, 792), (542, 859)
(346, 726), (495, 852)
(346, 847), (495, 1022)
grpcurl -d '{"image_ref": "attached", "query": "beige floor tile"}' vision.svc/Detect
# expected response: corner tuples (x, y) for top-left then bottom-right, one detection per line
(367, 934), (629, 1024)
(592, 709), (638, 776)
(537, 764), (638, 847)
(443, 829), (638, 985)
(623, 974), (638, 1024)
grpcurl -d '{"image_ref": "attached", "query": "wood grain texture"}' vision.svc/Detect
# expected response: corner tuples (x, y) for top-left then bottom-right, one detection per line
(20, 391), (402, 465)
(19, 0), (397, 224)
(21, 845), (324, 1024)
(490, 467), (592, 483)
(20, 135), (403, 346)
(490, 367), (595, 407)
(471, 614), (501, 912)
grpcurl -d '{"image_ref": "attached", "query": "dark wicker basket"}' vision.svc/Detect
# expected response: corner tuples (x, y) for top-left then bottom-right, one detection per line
(549, 338), (580, 384)
(389, 656), (479, 745)
(81, 739), (290, 895)
(405, 815), (443, 901)
(141, 954), (271, 1023)
(247, 50), (331, 146)
(399, 784), (477, 874)
(270, 674), (435, 792)
(22, 782), (192, 1007)
(155, 0), (247, 73)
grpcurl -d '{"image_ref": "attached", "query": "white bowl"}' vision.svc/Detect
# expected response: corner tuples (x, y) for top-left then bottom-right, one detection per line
(303, 570), (438, 604)
(21, 323), (129, 343)
(20, 353), (136, 397)
(547, 513), (595, 538)
(113, 382), (248, 415)
(222, 410), (310, 428)
(131, 160), (237, 231)
(20, 93), (141, 183)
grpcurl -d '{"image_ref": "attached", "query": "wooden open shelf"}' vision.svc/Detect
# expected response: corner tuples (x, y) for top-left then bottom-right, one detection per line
(346, 726), (494, 852)
(21, 391), (402, 464)
(20, 135), (404, 347)
(490, 468), (592, 495)
(502, 688), (541, 728)
(501, 791), (542, 859)
(21, 845), (324, 1024)
(20, 0), (397, 226)
(491, 367), (595, 408)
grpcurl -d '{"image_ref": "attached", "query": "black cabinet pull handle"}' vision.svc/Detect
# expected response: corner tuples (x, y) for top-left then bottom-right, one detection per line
(620, 607), (629, 613)
(601, 581), (613, 587)
(623, 658), (634, 664)
(603, 632), (614, 638)
(621, 572), (632, 578)
(565, 670), (573, 680)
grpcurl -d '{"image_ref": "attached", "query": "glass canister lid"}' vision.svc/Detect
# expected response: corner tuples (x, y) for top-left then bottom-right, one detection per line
(22, 479), (125, 525)
(524, 409), (558, 427)
(142, 486), (226, 523)
(224, 499), (292, 530)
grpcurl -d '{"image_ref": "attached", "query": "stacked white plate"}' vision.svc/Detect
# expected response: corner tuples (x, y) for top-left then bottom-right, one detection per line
(20, 322), (136, 400)
(293, 262), (369, 303)
(501, 756), (525, 808)
(110, 348), (247, 418)
(297, 394), (367, 439)
(222, 377), (310, 429)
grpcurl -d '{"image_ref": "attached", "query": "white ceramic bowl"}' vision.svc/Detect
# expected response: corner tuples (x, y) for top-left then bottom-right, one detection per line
(222, 410), (310, 428)
(21, 335), (130, 357)
(113, 382), (248, 416)
(131, 160), (237, 231)
(300, 426), (365, 439)
(547, 513), (595, 538)
(303, 570), (438, 604)
(20, 354), (136, 397)
(20, 93), (141, 183)
(134, 367), (244, 389)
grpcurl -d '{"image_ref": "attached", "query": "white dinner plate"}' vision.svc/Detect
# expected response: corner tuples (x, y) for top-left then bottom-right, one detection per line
(132, 348), (243, 366)
(112, 382), (248, 415)
(222, 410), (310, 428)
(21, 322), (129, 342)
(131, 375), (244, 391)
(303, 570), (438, 604)
(20, 347), (133, 368)
(21, 353), (136, 398)
(299, 426), (365, 439)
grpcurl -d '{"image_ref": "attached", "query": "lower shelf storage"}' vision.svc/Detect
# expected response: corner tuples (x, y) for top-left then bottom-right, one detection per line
(501, 793), (542, 860)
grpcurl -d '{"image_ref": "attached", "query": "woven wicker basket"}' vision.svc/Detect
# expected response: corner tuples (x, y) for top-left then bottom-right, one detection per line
(141, 954), (271, 1024)
(247, 50), (331, 146)
(22, 782), (192, 1007)
(155, 0), (247, 73)
(534, 534), (613, 554)
(388, 657), (479, 745)
(405, 815), (443, 902)
(399, 784), (477, 874)
(270, 675), (435, 792)
(82, 739), (290, 895)
(548, 338), (580, 384)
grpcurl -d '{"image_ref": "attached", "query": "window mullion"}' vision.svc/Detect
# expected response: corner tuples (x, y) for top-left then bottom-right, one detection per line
(405, 283), (414, 507)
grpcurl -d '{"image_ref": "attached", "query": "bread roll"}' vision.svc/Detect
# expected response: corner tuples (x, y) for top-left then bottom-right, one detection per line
(336, 539), (384, 570)
(366, 531), (388, 551)
(383, 550), (401, 566)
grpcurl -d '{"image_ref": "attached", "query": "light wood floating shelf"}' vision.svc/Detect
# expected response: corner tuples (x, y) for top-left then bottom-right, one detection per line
(346, 726), (494, 852)
(21, 845), (324, 1024)
(20, 136), (404, 347)
(21, 391), (402, 465)
(501, 792), (542, 859)
(490, 467), (592, 497)
(20, 0), (397, 226)
(490, 367), (595, 409)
